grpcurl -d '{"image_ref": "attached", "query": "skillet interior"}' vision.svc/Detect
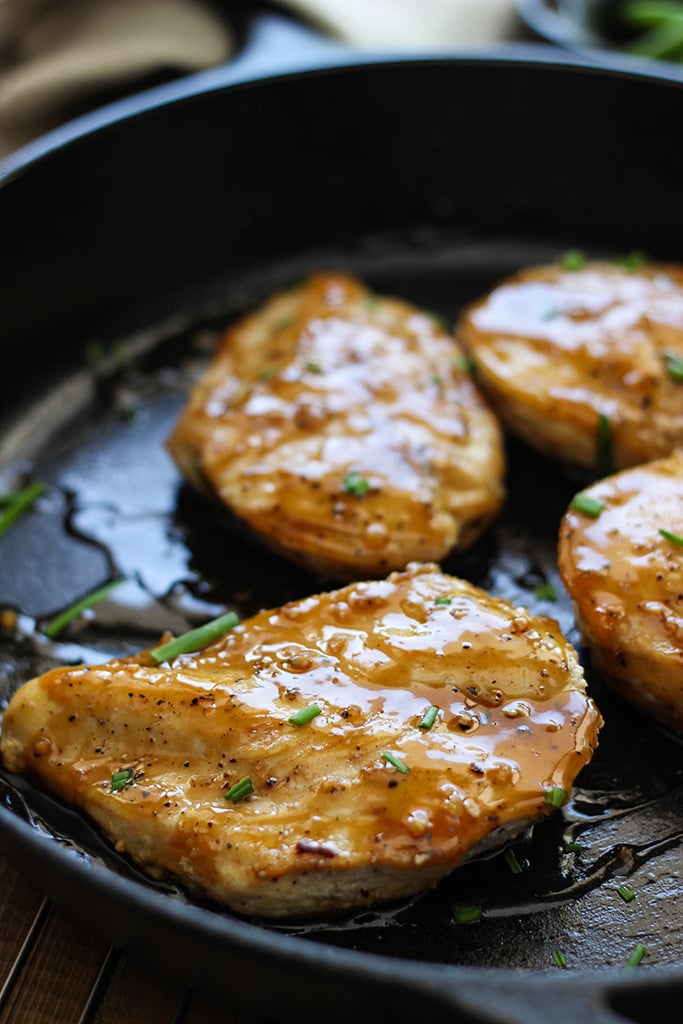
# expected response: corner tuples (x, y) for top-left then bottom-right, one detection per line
(1, 50), (683, 1021)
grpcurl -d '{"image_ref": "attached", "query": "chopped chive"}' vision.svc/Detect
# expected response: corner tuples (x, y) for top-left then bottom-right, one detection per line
(43, 578), (125, 639)
(551, 948), (568, 969)
(452, 355), (473, 372)
(563, 840), (585, 853)
(544, 786), (567, 808)
(0, 481), (45, 539)
(304, 360), (323, 374)
(625, 943), (647, 969)
(561, 249), (586, 271)
(659, 527), (683, 548)
(613, 251), (647, 270)
(343, 471), (370, 497)
(276, 315), (294, 330)
(418, 706), (439, 731)
(429, 374), (443, 386)
(452, 905), (482, 925)
(382, 751), (410, 774)
(363, 295), (379, 312)
(258, 367), (276, 381)
(570, 493), (604, 519)
(434, 596), (452, 606)
(533, 582), (557, 602)
(504, 847), (524, 875)
(111, 768), (134, 792)
(429, 312), (449, 331)
(596, 413), (614, 477)
(664, 352), (683, 382)
(150, 610), (239, 664)
(225, 777), (254, 803)
(617, 883), (636, 903)
(289, 703), (322, 726)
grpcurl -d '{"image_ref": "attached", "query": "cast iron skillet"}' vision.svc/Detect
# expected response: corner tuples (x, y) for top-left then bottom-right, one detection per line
(1, 7), (683, 1022)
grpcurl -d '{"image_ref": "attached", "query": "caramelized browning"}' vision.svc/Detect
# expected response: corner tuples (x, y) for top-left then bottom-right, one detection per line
(558, 451), (683, 733)
(1, 564), (601, 918)
(457, 261), (683, 472)
(167, 273), (505, 579)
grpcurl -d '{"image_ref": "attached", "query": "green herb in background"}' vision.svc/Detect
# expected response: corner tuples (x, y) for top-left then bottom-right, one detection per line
(452, 905), (482, 925)
(0, 481), (45, 539)
(596, 412), (614, 477)
(343, 471), (370, 497)
(664, 352), (683, 381)
(533, 581), (557, 602)
(43, 578), (126, 638)
(623, 1), (683, 61)
(560, 249), (586, 271)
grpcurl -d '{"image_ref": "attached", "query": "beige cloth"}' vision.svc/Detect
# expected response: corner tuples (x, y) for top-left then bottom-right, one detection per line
(0, 0), (518, 159)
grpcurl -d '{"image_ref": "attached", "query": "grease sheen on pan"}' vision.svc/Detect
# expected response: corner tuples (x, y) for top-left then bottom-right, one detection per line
(558, 450), (683, 734)
(167, 273), (505, 579)
(456, 260), (683, 472)
(0, 564), (601, 919)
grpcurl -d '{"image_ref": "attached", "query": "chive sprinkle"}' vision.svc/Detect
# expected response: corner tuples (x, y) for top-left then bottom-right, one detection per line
(552, 948), (568, 969)
(596, 413), (614, 477)
(659, 527), (683, 548)
(43, 578), (125, 638)
(613, 251), (647, 270)
(225, 777), (254, 803)
(570, 493), (604, 519)
(561, 249), (586, 271)
(150, 610), (239, 664)
(111, 768), (134, 792)
(305, 360), (323, 374)
(382, 751), (410, 774)
(544, 786), (567, 808)
(453, 905), (482, 925)
(418, 706), (439, 731)
(258, 367), (276, 381)
(625, 943), (647, 969)
(0, 481), (45, 539)
(563, 840), (585, 853)
(289, 703), (322, 726)
(434, 596), (452, 606)
(343, 471), (370, 497)
(504, 847), (524, 875)
(617, 883), (636, 903)
(664, 352), (683, 382)
(452, 356), (473, 372)
(533, 582), (557, 602)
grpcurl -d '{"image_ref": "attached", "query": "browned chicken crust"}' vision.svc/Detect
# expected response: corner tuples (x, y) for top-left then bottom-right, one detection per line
(167, 273), (505, 579)
(558, 451), (683, 734)
(1, 564), (601, 918)
(457, 260), (683, 472)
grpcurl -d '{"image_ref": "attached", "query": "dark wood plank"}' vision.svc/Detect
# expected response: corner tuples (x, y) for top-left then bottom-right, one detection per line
(0, 857), (46, 992)
(183, 991), (255, 1024)
(92, 953), (185, 1024)
(0, 902), (109, 1024)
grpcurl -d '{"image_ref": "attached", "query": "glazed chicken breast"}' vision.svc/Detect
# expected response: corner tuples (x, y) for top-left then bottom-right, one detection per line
(167, 273), (505, 580)
(558, 451), (683, 734)
(456, 259), (683, 473)
(1, 564), (601, 919)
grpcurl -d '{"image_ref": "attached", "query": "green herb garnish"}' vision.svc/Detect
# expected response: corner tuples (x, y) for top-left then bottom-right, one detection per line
(289, 703), (322, 726)
(570, 493), (604, 519)
(382, 752), (410, 774)
(613, 251), (647, 270)
(343, 471), (370, 497)
(276, 316), (294, 330)
(0, 481), (45, 539)
(430, 374), (443, 386)
(111, 768), (134, 792)
(659, 527), (683, 547)
(561, 249), (586, 271)
(43, 578), (125, 638)
(452, 356), (473, 372)
(504, 848), (524, 875)
(596, 412), (614, 477)
(150, 611), (239, 664)
(258, 367), (276, 381)
(563, 840), (585, 853)
(625, 942), (647, 969)
(533, 582), (557, 602)
(225, 777), (254, 803)
(434, 596), (452, 606)
(418, 706), (439, 731)
(305, 360), (323, 374)
(452, 905), (482, 925)
(617, 883), (636, 903)
(552, 948), (568, 969)
(664, 352), (683, 382)
(544, 786), (567, 809)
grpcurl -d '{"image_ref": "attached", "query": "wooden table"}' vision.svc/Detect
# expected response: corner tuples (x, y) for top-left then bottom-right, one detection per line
(0, 854), (252, 1024)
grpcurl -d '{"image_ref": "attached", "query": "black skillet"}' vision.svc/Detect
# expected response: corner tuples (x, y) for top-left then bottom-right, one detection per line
(1, 6), (683, 1022)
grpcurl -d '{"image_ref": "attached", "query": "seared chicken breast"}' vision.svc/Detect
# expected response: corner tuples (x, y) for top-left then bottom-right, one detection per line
(457, 260), (683, 472)
(167, 273), (505, 580)
(1, 564), (601, 919)
(558, 451), (683, 734)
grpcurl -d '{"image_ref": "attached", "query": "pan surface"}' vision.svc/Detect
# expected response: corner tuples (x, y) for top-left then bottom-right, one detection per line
(1, 26), (682, 1023)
